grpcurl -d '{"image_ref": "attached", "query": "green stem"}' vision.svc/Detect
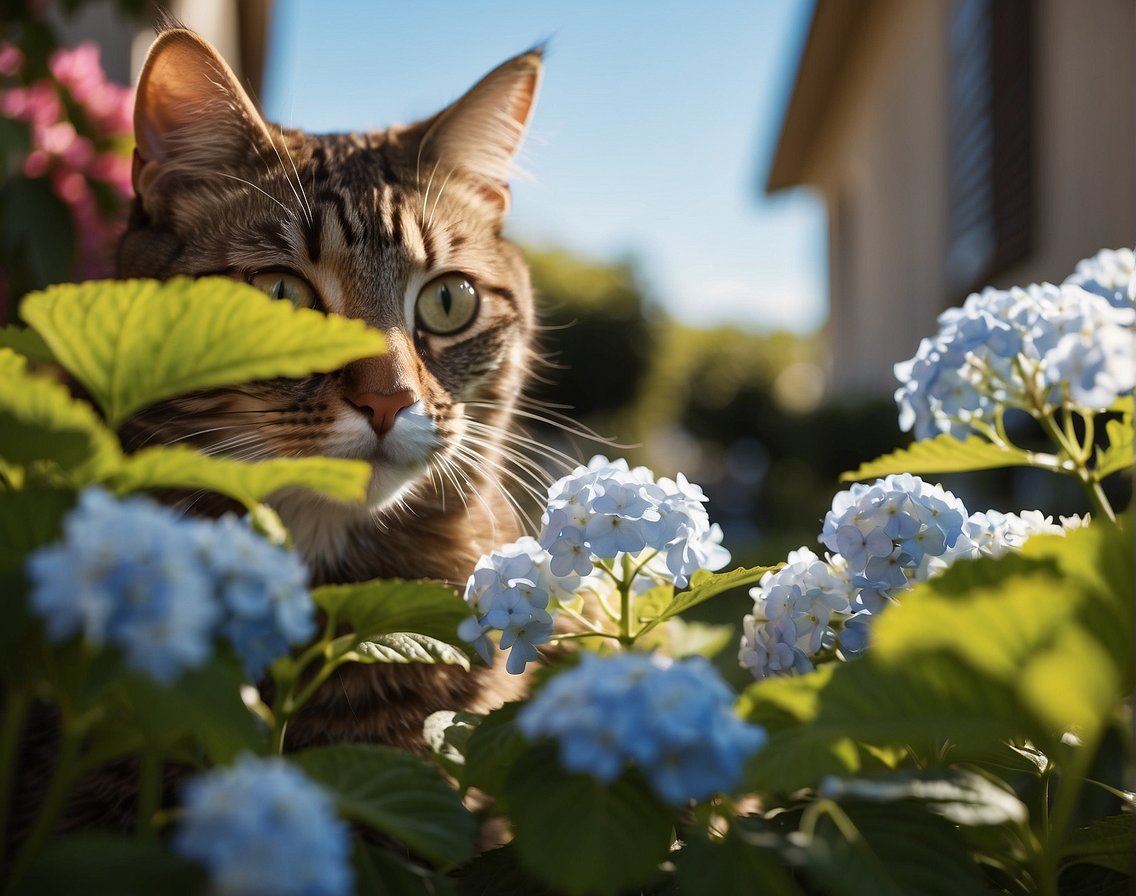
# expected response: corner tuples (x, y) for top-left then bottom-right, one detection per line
(0, 691), (30, 875)
(1036, 740), (1095, 896)
(5, 724), (82, 893)
(618, 555), (633, 645)
(1037, 411), (1116, 522)
(136, 748), (162, 842)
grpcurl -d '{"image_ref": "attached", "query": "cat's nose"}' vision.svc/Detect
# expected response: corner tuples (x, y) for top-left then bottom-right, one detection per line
(350, 390), (417, 436)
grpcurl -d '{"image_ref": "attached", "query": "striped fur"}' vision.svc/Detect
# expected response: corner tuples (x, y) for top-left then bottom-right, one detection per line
(118, 29), (547, 749)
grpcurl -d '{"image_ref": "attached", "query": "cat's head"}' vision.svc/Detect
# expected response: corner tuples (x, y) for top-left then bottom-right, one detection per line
(119, 29), (541, 539)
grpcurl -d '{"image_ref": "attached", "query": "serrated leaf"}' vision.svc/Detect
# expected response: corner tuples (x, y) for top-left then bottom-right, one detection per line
(106, 444), (371, 509)
(313, 579), (469, 645)
(0, 348), (121, 478)
(0, 324), (54, 363)
(505, 744), (675, 896)
(841, 433), (1036, 482)
(20, 278), (386, 427)
(636, 565), (774, 638)
(344, 633), (471, 669)
(293, 743), (475, 867)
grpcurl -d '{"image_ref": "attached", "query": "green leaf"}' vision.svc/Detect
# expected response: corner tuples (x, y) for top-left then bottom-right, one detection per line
(454, 844), (559, 896)
(22, 834), (205, 896)
(313, 578), (470, 645)
(1060, 814), (1134, 876)
(353, 840), (458, 896)
(675, 827), (805, 896)
(114, 660), (267, 763)
(0, 348), (121, 479)
(505, 743), (675, 896)
(340, 633), (471, 669)
(636, 565), (774, 638)
(0, 486), (74, 573)
(461, 702), (527, 802)
(841, 433), (1036, 482)
(1095, 397), (1133, 478)
(106, 444), (371, 509)
(0, 324), (55, 363)
(293, 743), (476, 868)
(20, 278), (386, 427)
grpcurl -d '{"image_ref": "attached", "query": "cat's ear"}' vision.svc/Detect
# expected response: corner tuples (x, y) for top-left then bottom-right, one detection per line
(417, 48), (543, 217)
(132, 28), (273, 198)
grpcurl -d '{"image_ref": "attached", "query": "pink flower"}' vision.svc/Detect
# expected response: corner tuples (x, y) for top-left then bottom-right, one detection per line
(0, 43), (23, 77)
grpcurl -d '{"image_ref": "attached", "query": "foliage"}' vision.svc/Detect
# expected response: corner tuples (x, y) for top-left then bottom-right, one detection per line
(0, 245), (1132, 896)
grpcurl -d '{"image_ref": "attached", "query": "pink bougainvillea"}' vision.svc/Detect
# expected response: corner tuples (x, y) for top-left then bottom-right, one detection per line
(1, 40), (134, 281)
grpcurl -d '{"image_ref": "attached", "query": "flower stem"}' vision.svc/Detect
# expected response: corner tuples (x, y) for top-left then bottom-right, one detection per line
(1037, 410), (1116, 522)
(5, 722), (82, 893)
(136, 747), (161, 842)
(618, 555), (633, 645)
(0, 691), (29, 875)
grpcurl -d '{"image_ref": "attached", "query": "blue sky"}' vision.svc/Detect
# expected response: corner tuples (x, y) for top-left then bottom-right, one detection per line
(262, 0), (825, 333)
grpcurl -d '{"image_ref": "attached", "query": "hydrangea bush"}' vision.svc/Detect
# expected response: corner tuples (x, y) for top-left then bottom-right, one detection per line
(0, 249), (1131, 895)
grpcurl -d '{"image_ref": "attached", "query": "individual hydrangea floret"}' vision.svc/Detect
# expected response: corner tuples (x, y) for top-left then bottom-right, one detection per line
(26, 488), (316, 683)
(172, 756), (353, 896)
(26, 488), (220, 683)
(895, 257), (1136, 441)
(518, 652), (765, 805)
(194, 515), (316, 679)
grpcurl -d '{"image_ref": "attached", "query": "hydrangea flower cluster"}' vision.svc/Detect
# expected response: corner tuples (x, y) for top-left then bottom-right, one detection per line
(739, 475), (1085, 680)
(173, 756), (353, 896)
(459, 457), (730, 672)
(518, 652), (766, 805)
(0, 41), (133, 279)
(894, 250), (1136, 441)
(26, 488), (315, 683)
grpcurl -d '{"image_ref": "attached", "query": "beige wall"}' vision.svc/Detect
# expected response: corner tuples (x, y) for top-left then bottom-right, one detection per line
(801, 0), (1135, 399)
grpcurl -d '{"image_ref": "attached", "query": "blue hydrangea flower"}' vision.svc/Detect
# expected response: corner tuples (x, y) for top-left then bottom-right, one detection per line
(194, 515), (316, 679)
(26, 488), (220, 683)
(894, 260), (1136, 440)
(518, 652), (766, 805)
(172, 756), (353, 896)
(740, 474), (1089, 680)
(26, 488), (317, 684)
(462, 459), (730, 674)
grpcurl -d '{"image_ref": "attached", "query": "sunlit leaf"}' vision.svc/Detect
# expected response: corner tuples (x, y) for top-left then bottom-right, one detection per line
(293, 744), (475, 867)
(1095, 397), (1133, 479)
(0, 348), (121, 479)
(636, 565), (774, 638)
(0, 324), (54, 363)
(841, 434), (1036, 482)
(20, 278), (385, 427)
(106, 444), (371, 509)
(313, 579), (469, 646)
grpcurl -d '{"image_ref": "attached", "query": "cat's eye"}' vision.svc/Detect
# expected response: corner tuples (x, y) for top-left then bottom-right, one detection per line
(415, 274), (480, 335)
(248, 271), (317, 309)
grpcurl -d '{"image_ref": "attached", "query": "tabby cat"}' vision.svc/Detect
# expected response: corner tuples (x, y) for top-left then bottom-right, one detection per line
(118, 28), (545, 750)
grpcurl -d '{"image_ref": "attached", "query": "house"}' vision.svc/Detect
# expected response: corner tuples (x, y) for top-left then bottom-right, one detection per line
(766, 0), (1135, 398)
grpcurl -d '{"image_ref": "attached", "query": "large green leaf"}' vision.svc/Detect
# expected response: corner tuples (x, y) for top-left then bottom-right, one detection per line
(1060, 814), (1134, 876)
(841, 433), (1037, 482)
(0, 348), (121, 478)
(505, 744), (675, 896)
(23, 834), (205, 896)
(353, 841), (458, 896)
(20, 278), (386, 427)
(106, 444), (371, 509)
(460, 702), (527, 803)
(313, 579), (470, 645)
(739, 521), (1130, 793)
(635, 565), (774, 638)
(675, 827), (805, 896)
(293, 743), (475, 868)
(0, 324), (54, 363)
